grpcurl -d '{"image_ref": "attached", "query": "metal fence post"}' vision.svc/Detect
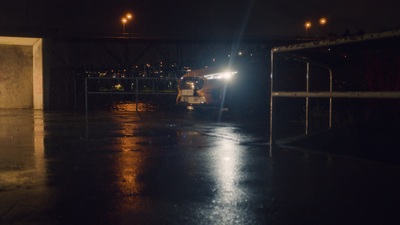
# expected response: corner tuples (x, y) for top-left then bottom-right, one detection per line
(135, 78), (139, 112)
(306, 62), (310, 135)
(85, 78), (88, 113)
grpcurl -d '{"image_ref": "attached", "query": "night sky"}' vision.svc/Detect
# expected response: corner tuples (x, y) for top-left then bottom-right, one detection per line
(1, 0), (400, 37)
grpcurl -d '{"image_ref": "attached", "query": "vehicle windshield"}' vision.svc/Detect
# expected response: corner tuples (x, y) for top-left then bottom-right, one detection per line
(179, 76), (205, 90)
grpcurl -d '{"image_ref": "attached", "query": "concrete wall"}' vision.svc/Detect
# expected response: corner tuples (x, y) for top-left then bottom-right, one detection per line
(0, 45), (33, 108)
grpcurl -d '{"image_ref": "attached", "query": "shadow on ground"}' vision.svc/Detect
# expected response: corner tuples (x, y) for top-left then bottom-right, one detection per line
(279, 122), (400, 164)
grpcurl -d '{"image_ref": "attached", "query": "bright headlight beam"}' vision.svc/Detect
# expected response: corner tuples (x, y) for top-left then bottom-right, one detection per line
(204, 71), (237, 80)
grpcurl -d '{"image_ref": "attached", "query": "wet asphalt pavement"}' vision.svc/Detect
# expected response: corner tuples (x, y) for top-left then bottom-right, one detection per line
(1, 109), (400, 225)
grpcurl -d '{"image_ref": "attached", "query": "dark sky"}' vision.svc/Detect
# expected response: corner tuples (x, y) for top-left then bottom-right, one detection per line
(1, 0), (400, 37)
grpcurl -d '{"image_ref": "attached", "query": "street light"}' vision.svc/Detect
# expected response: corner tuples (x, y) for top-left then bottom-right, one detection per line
(121, 17), (128, 34)
(319, 18), (327, 25)
(126, 13), (132, 20)
(319, 17), (327, 36)
(121, 13), (133, 34)
(305, 21), (311, 36)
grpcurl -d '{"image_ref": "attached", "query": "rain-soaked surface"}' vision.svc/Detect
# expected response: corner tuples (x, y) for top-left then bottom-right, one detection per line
(1, 109), (400, 225)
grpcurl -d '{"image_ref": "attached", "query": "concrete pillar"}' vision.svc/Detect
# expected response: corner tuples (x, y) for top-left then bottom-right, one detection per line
(0, 37), (43, 109)
(33, 39), (43, 109)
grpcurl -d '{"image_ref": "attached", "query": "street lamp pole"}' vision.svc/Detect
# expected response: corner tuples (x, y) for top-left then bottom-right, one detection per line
(319, 18), (327, 36)
(125, 13), (132, 33)
(122, 18), (127, 34)
(305, 21), (311, 36)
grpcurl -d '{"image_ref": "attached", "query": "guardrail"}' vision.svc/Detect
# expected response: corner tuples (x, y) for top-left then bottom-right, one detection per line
(84, 77), (179, 112)
(269, 30), (400, 145)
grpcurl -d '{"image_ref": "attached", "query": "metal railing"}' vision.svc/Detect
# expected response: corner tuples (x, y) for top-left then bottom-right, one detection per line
(84, 77), (178, 112)
(270, 30), (400, 145)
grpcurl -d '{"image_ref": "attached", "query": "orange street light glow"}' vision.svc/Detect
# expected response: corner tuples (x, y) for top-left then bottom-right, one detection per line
(126, 13), (133, 20)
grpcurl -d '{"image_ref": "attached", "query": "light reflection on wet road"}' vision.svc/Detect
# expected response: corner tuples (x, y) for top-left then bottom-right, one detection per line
(1, 110), (400, 225)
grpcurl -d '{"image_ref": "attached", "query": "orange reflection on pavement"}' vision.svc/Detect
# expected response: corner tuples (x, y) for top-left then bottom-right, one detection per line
(111, 114), (145, 198)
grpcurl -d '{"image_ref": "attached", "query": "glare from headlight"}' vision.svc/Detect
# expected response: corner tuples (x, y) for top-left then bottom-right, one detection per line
(204, 71), (237, 80)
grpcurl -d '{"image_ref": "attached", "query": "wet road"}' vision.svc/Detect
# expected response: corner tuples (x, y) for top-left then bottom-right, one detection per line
(1, 110), (400, 225)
